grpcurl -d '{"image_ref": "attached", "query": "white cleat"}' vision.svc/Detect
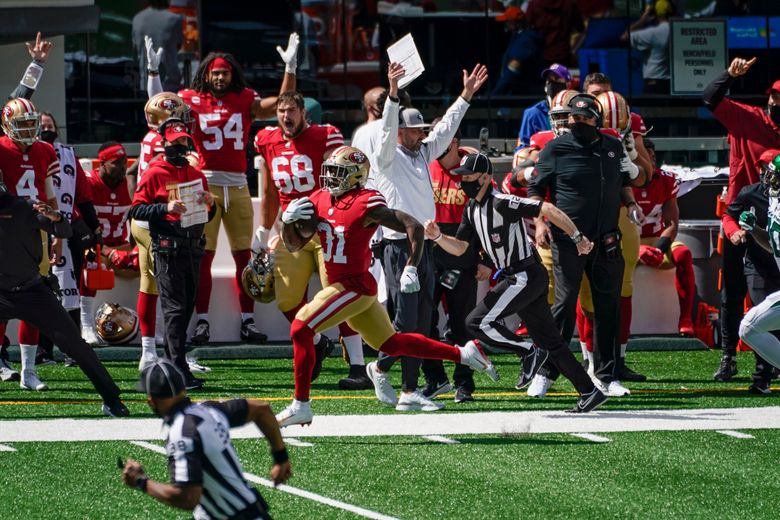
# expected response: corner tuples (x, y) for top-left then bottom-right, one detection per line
(460, 340), (499, 381)
(276, 401), (313, 428)
(138, 352), (159, 372)
(395, 390), (445, 412)
(0, 358), (20, 382)
(603, 380), (631, 397)
(526, 374), (553, 397)
(366, 361), (398, 406)
(187, 357), (212, 374)
(81, 326), (103, 346)
(20, 369), (48, 391)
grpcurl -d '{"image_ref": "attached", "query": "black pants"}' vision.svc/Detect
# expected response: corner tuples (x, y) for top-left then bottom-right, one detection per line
(0, 280), (120, 401)
(153, 243), (203, 379)
(377, 240), (435, 392)
(721, 239), (748, 356)
(539, 238), (624, 383)
(466, 262), (595, 394)
(427, 265), (476, 392)
(745, 260), (780, 384)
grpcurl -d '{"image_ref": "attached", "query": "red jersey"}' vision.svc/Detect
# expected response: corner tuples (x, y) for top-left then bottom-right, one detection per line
(179, 87), (260, 175)
(529, 130), (555, 151)
(86, 170), (132, 246)
(137, 130), (164, 179)
(633, 168), (679, 238)
(132, 160), (209, 225)
(430, 148), (470, 224)
(308, 187), (385, 294)
(0, 136), (58, 201)
(254, 124), (344, 210)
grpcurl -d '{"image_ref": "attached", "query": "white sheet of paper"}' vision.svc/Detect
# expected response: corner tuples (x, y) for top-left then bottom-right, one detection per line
(387, 33), (425, 89)
(176, 179), (208, 228)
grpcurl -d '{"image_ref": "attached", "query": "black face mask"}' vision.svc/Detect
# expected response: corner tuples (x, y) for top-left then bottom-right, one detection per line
(545, 81), (565, 101)
(570, 122), (599, 144)
(164, 144), (189, 167)
(770, 105), (780, 126)
(460, 179), (483, 199)
(40, 130), (58, 144)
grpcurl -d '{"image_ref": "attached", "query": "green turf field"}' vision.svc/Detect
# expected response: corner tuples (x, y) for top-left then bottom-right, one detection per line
(1, 350), (779, 519)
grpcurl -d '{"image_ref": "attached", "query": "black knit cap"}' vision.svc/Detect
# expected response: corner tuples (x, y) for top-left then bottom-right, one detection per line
(137, 359), (186, 398)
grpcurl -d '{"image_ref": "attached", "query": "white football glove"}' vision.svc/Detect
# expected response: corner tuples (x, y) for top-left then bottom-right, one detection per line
(399, 265), (420, 293)
(144, 35), (163, 73)
(251, 226), (271, 254)
(623, 133), (638, 161)
(281, 196), (314, 224)
(276, 32), (300, 74)
(620, 150), (640, 180)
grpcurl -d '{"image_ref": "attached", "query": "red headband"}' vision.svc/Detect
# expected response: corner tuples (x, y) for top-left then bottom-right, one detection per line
(98, 144), (126, 162)
(208, 57), (232, 73)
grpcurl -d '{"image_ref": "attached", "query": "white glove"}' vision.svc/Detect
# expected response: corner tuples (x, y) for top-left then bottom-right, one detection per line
(623, 133), (638, 161)
(251, 226), (270, 254)
(144, 35), (162, 73)
(628, 203), (645, 226)
(399, 265), (420, 293)
(276, 32), (300, 75)
(620, 151), (640, 180)
(281, 196), (314, 224)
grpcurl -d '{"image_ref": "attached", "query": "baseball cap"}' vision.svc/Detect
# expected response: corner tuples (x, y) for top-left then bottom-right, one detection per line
(630, 112), (652, 136)
(757, 148), (780, 167)
(766, 79), (780, 95)
(452, 153), (494, 175)
(496, 6), (524, 21)
(398, 107), (431, 129)
(541, 63), (572, 83)
(569, 94), (602, 120)
(163, 120), (191, 142)
(137, 359), (186, 398)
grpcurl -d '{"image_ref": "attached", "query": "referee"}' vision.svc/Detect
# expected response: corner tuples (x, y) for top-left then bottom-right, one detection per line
(122, 359), (291, 519)
(424, 153), (607, 413)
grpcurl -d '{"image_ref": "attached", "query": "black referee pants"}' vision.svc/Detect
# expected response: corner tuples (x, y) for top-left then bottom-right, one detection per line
(376, 239), (436, 393)
(466, 262), (595, 394)
(0, 280), (121, 401)
(539, 238), (624, 384)
(153, 243), (203, 380)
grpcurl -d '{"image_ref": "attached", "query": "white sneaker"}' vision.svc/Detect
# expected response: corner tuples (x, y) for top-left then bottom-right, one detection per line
(0, 358), (20, 382)
(276, 401), (313, 428)
(459, 340), (500, 381)
(395, 390), (445, 412)
(526, 374), (553, 397)
(604, 380), (631, 397)
(366, 361), (398, 406)
(187, 357), (212, 374)
(82, 326), (103, 346)
(138, 351), (159, 372)
(20, 369), (48, 391)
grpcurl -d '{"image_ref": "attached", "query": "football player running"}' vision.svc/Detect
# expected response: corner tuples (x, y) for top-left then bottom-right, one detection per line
(275, 146), (499, 427)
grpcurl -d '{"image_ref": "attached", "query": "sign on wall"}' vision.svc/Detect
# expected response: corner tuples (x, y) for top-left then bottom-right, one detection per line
(670, 19), (727, 95)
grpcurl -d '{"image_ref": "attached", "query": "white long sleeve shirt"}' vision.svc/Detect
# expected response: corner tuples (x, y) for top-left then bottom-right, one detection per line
(372, 96), (471, 239)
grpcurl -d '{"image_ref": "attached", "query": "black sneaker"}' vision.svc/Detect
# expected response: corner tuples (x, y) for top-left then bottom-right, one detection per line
(338, 364), (374, 390)
(311, 336), (335, 382)
(240, 318), (267, 344)
(454, 387), (475, 403)
(185, 376), (204, 391)
(748, 380), (771, 395)
(63, 355), (78, 368)
(515, 346), (549, 390)
(191, 320), (210, 345)
(566, 388), (608, 414)
(102, 399), (130, 417)
(422, 380), (453, 399)
(617, 364), (647, 382)
(35, 353), (57, 366)
(713, 356), (737, 382)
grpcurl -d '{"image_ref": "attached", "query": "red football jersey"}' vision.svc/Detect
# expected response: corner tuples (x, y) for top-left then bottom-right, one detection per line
(529, 130), (555, 150)
(86, 169), (132, 246)
(179, 87), (259, 175)
(254, 124), (344, 210)
(633, 168), (679, 238)
(430, 148), (470, 225)
(308, 187), (385, 294)
(0, 136), (58, 201)
(137, 130), (164, 179)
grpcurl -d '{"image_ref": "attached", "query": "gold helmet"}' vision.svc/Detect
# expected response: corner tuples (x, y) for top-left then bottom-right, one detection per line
(241, 250), (275, 303)
(320, 145), (369, 197)
(144, 92), (191, 130)
(548, 89), (579, 136)
(596, 91), (631, 138)
(1, 98), (40, 146)
(95, 302), (139, 345)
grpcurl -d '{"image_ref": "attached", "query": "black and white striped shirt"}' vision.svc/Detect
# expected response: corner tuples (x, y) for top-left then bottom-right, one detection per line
(456, 190), (542, 270)
(164, 398), (262, 520)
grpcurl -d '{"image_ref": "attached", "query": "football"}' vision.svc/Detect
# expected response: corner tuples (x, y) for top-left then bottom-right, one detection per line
(294, 212), (318, 239)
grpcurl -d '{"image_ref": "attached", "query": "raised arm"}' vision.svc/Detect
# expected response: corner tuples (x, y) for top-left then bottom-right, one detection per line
(375, 63), (404, 173)
(252, 33), (299, 119)
(9, 32), (52, 100)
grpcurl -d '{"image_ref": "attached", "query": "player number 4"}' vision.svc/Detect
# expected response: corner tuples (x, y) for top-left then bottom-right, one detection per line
(318, 222), (347, 263)
(15, 169), (38, 199)
(199, 113), (244, 151)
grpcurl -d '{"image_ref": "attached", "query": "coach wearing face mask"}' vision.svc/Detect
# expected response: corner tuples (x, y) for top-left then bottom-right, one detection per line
(528, 94), (644, 396)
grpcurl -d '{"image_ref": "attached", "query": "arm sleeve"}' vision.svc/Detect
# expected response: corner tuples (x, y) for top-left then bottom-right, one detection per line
(129, 176), (168, 222)
(77, 201), (100, 232)
(34, 211), (72, 238)
(527, 145), (554, 198)
(8, 61), (44, 100)
(702, 70), (735, 110)
(205, 399), (249, 428)
(495, 195), (542, 220)
(375, 98), (400, 172)
(421, 97), (470, 162)
(147, 74), (163, 98)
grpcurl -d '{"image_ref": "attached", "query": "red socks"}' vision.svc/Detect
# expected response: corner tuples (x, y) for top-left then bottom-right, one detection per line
(673, 246), (696, 324)
(619, 296), (632, 346)
(195, 250), (215, 314)
(18, 321), (39, 345)
(137, 291), (158, 337)
(379, 333), (460, 363)
(290, 319), (315, 401)
(232, 249), (254, 313)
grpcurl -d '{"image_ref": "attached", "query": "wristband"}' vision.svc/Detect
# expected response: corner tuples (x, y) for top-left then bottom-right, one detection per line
(655, 236), (672, 254)
(135, 476), (148, 493)
(147, 69), (159, 76)
(388, 95), (399, 103)
(570, 230), (584, 244)
(20, 61), (44, 90)
(432, 233), (443, 242)
(272, 448), (289, 465)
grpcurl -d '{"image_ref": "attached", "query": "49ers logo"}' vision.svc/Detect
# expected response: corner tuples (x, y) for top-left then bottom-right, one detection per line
(348, 151), (366, 163)
(2, 105), (12, 119)
(575, 100), (587, 108)
(160, 99), (177, 110)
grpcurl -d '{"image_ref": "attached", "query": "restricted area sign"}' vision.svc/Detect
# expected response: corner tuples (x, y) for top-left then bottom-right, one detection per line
(670, 19), (727, 95)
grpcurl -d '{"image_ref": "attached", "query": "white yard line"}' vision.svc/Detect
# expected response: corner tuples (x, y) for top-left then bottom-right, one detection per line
(284, 437), (314, 447)
(3, 407), (780, 442)
(715, 430), (755, 439)
(422, 435), (460, 444)
(0, 443), (17, 452)
(130, 441), (399, 520)
(570, 433), (611, 443)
